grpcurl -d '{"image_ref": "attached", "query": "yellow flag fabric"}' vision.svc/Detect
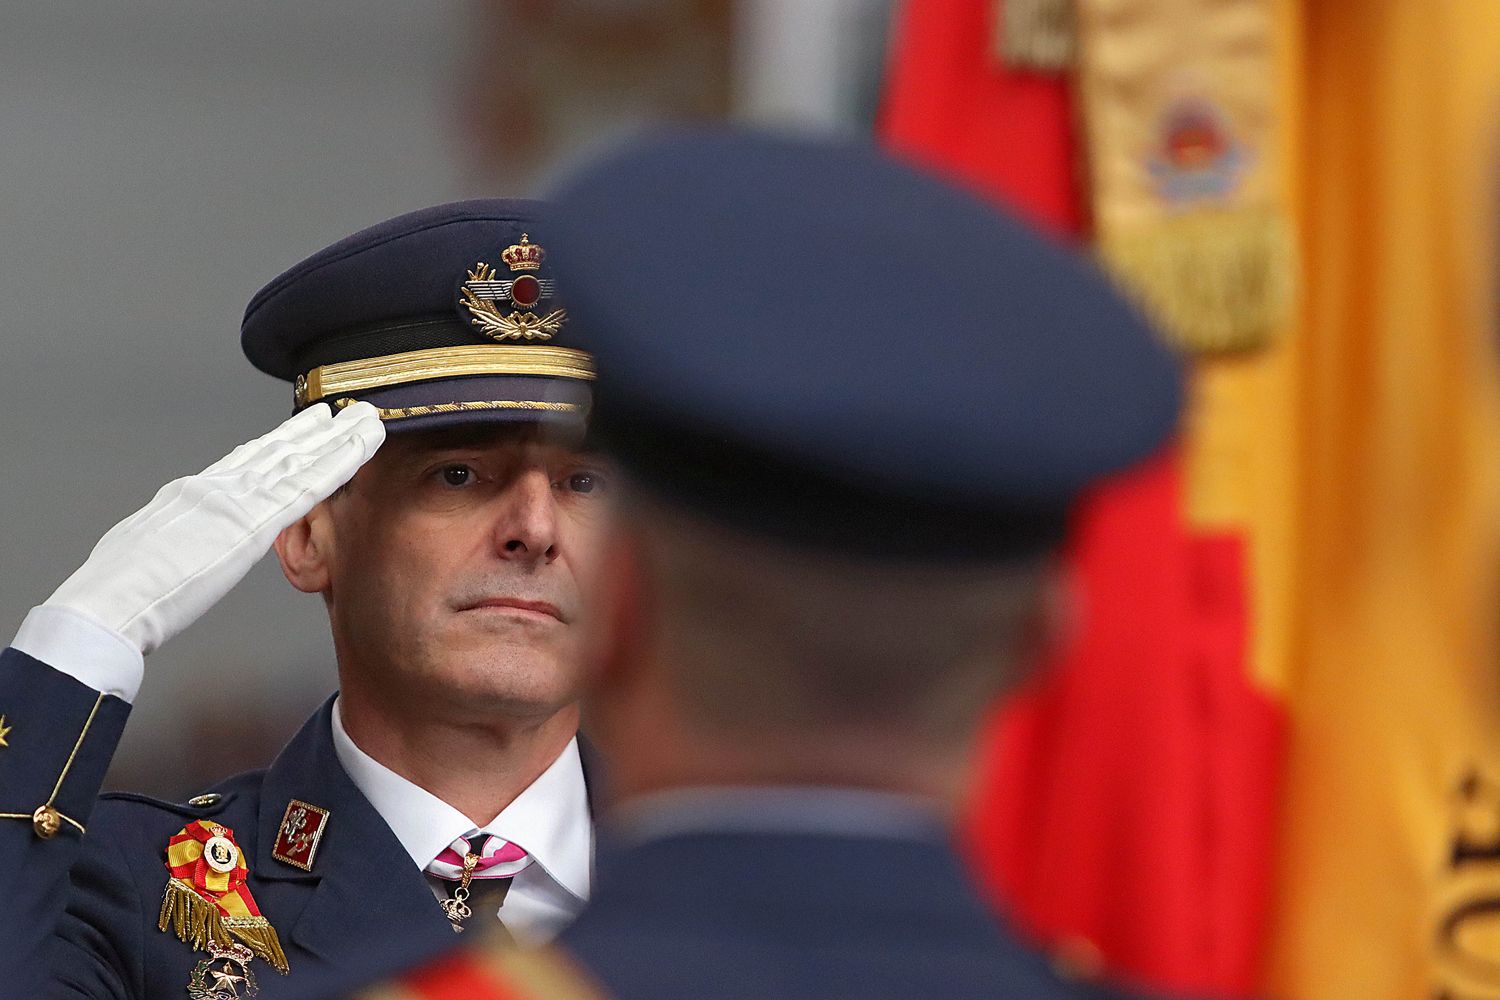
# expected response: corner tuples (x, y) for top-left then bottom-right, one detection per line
(1242, 3), (1500, 996)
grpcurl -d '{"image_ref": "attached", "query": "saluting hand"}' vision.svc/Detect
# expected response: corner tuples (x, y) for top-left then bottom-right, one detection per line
(43, 401), (385, 656)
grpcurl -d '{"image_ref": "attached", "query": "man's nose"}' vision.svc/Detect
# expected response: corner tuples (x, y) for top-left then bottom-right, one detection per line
(492, 468), (559, 565)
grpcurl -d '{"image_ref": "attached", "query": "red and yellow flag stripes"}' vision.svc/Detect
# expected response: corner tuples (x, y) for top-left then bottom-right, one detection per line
(882, 1), (1285, 994)
(158, 820), (288, 974)
(885, 1), (1500, 998)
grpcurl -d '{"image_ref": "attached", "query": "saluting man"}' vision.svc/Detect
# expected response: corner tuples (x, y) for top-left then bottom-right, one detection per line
(344, 129), (1185, 1000)
(0, 201), (606, 998)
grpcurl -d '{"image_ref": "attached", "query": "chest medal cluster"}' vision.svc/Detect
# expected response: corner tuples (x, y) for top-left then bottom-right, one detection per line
(158, 819), (289, 991)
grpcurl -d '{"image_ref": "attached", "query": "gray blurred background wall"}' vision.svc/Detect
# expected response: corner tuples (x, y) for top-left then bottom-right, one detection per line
(0, 0), (891, 797)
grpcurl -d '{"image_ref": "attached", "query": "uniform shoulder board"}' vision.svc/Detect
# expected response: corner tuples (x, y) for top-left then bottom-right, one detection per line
(370, 940), (610, 1000)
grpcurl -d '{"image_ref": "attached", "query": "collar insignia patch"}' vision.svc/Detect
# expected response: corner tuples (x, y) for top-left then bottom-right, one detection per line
(459, 234), (568, 343)
(271, 799), (330, 873)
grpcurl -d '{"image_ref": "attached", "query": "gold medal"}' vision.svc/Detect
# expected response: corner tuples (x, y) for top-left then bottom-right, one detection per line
(203, 835), (239, 874)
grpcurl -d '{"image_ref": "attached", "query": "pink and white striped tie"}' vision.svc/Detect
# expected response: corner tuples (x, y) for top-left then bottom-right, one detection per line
(427, 833), (532, 931)
(427, 833), (532, 881)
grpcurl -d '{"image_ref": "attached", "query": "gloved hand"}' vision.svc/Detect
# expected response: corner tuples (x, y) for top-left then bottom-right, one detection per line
(43, 401), (385, 656)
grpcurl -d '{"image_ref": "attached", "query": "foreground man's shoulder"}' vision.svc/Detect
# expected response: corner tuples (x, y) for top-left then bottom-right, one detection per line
(367, 940), (611, 1000)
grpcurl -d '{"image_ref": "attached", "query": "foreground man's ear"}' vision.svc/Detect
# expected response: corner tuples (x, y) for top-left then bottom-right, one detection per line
(273, 504), (335, 595)
(582, 528), (649, 697)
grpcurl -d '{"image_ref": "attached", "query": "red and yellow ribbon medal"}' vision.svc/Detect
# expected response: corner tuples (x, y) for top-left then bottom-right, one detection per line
(158, 820), (289, 974)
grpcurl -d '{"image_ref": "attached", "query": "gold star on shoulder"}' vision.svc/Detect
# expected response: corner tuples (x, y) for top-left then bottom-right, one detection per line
(0, 715), (12, 747)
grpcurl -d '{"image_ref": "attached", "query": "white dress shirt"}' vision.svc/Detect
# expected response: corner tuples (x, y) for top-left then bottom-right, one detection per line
(330, 699), (592, 944)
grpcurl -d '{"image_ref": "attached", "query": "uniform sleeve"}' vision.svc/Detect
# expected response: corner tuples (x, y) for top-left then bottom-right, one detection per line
(0, 645), (132, 999)
(45, 814), (143, 1000)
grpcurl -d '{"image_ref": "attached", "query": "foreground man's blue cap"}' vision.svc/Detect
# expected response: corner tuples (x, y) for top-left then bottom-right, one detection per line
(548, 128), (1183, 560)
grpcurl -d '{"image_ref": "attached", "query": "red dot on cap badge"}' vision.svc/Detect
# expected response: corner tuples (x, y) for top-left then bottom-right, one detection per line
(510, 274), (541, 308)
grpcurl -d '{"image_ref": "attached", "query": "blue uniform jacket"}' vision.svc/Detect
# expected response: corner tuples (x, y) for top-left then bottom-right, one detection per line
(552, 828), (1144, 1000)
(288, 816), (1156, 999)
(0, 646), (464, 999)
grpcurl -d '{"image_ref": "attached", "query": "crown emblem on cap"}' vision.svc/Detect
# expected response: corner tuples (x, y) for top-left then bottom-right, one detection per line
(501, 234), (544, 272)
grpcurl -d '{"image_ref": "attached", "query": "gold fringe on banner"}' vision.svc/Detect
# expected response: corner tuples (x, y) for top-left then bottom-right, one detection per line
(994, 0), (1076, 71)
(1074, 0), (1291, 355)
(1098, 208), (1294, 354)
(158, 878), (289, 974)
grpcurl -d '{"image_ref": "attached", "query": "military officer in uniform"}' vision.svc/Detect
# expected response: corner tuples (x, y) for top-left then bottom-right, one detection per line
(342, 130), (1183, 999)
(0, 200), (607, 998)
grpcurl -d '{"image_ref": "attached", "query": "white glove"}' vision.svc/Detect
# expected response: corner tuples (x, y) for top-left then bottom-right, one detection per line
(41, 401), (385, 657)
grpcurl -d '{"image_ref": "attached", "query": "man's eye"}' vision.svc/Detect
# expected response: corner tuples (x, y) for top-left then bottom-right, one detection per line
(564, 472), (607, 495)
(439, 465), (476, 487)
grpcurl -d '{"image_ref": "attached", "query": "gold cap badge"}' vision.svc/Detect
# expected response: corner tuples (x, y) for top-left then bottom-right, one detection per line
(459, 235), (567, 343)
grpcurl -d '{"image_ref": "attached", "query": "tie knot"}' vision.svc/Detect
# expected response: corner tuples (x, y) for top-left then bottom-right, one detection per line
(426, 832), (532, 881)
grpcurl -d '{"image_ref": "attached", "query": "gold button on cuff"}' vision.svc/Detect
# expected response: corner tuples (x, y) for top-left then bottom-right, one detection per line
(188, 793), (222, 808)
(32, 805), (61, 839)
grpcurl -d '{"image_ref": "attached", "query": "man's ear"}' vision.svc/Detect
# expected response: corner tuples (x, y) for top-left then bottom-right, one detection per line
(274, 503), (335, 595)
(1025, 558), (1076, 663)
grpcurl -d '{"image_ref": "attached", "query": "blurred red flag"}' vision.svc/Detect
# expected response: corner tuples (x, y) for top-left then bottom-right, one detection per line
(880, 1), (1283, 993)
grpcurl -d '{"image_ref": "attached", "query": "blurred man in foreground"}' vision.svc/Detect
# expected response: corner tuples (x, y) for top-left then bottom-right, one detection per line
(348, 129), (1182, 1000)
(0, 201), (605, 998)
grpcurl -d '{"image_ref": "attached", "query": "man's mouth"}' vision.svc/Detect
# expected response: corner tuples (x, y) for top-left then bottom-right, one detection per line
(460, 597), (566, 623)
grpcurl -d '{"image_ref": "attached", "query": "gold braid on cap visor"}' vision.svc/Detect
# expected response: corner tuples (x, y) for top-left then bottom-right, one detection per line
(294, 345), (596, 408)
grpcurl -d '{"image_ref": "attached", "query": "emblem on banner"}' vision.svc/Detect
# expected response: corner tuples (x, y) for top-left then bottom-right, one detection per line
(271, 799), (330, 872)
(459, 235), (568, 343)
(1146, 97), (1248, 205)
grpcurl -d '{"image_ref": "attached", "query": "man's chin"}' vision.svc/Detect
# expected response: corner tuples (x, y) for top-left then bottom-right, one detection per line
(428, 653), (582, 720)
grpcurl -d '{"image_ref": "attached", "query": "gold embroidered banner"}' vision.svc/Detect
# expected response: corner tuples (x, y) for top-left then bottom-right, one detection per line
(995, 0), (1076, 72)
(1074, 0), (1291, 354)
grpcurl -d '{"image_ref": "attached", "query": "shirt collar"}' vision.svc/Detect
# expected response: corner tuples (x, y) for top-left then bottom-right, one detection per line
(329, 697), (592, 902)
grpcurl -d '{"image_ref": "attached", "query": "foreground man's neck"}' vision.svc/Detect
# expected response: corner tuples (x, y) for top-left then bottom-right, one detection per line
(601, 725), (975, 824)
(337, 691), (580, 826)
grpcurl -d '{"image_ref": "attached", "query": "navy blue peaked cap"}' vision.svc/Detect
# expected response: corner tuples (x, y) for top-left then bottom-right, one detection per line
(241, 199), (594, 433)
(547, 129), (1183, 560)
